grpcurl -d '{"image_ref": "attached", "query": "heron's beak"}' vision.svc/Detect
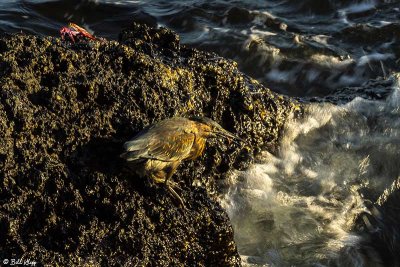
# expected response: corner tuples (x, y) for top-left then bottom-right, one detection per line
(215, 128), (245, 144)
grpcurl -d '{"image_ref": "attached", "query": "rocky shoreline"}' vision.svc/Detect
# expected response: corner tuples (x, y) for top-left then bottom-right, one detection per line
(0, 23), (296, 266)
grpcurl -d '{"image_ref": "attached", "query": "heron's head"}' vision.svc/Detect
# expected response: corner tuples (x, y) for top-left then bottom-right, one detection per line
(191, 117), (244, 143)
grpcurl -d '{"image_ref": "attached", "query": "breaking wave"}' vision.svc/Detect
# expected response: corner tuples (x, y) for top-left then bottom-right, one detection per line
(222, 76), (400, 266)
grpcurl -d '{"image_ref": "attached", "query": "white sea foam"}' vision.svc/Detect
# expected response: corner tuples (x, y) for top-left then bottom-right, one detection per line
(221, 76), (400, 266)
(357, 53), (395, 67)
(340, 1), (377, 14)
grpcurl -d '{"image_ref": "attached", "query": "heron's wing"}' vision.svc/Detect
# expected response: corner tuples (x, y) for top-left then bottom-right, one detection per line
(147, 131), (195, 161)
(121, 130), (195, 162)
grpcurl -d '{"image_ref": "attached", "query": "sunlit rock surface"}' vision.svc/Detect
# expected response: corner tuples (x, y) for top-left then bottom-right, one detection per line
(0, 23), (296, 266)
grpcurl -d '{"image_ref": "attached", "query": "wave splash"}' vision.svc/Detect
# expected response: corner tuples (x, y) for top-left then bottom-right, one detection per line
(222, 76), (400, 266)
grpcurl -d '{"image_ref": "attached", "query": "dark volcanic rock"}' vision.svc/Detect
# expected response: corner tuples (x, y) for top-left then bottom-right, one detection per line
(0, 23), (296, 266)
(297, 77), (395, 105)
(351, 178), (400, 267)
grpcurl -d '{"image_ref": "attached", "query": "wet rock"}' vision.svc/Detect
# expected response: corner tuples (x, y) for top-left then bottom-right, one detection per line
(297, 77), (394, 104)
(336, 23), (400, 44)
(225, 7), (254, 25)
(351, 178), (400, 267)
(0, 23), (296, 265)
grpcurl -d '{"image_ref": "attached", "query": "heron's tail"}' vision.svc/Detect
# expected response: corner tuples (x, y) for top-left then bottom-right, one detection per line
(120, 150), (143, 161)
(121, 139), (149, 161)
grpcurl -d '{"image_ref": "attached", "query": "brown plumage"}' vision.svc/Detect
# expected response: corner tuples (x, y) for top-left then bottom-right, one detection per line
(120, 117), (243, 208)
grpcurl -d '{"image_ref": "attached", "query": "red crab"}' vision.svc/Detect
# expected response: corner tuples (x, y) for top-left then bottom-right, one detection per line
(60, 22), (97, 43)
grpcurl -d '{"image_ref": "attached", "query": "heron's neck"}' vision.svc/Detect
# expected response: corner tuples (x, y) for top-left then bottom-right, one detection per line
(188, 136), (206, 160)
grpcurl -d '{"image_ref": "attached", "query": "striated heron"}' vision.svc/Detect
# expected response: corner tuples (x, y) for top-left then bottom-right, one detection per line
(120, 117), (244, 208)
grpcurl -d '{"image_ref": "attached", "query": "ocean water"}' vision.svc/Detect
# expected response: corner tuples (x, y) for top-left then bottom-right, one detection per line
(222, 76), (400, 266)
(1, 0), (400, 96)
(1, 1), (400, 266)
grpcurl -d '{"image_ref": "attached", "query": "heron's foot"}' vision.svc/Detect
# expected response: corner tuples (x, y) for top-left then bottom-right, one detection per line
(166, 185), (187, 210)
(166, 180), (183, 191)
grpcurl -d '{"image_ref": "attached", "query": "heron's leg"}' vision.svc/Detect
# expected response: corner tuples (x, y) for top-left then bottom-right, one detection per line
(167, 180), (182, 191)
(164, 161), (180, 184)
(151, 171), (166, 184)
(150, 168), (180, 189)
(166, 185), (187, 210)
(152, 172), (186, 209)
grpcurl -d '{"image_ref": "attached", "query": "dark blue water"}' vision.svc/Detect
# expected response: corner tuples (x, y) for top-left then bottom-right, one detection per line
(1, 1), (400, 266)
